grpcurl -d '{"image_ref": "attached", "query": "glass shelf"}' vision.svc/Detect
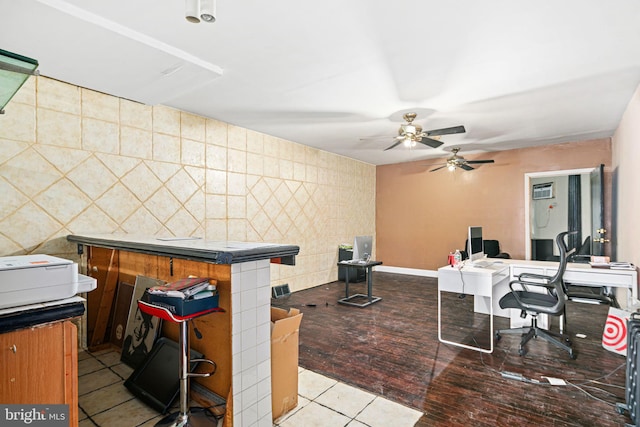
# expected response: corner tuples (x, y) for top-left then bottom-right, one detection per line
(0, 48), (39, 114)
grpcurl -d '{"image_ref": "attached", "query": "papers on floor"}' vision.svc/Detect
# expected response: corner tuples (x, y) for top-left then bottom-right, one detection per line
(542, 376), (567, 386)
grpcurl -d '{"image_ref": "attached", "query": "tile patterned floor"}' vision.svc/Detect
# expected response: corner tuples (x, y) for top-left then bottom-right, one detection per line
(78, 349), (423, 427)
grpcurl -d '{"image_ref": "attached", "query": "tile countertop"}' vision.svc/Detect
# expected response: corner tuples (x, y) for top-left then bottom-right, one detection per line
(67, 233), (300, 265)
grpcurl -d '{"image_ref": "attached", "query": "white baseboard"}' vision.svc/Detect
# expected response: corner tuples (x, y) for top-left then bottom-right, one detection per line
(374, 265), (438, 278)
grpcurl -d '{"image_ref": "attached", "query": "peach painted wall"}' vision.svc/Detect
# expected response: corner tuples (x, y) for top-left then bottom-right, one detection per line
(376, 139), (611, 270)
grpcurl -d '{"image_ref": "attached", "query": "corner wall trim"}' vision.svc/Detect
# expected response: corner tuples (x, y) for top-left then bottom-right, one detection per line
(374, 266), (438, 278)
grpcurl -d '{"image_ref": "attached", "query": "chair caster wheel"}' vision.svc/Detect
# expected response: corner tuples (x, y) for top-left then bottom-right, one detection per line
(518, 348), (526, 357)
(569, 351), (577, 360)
(495, 333), (501, 340)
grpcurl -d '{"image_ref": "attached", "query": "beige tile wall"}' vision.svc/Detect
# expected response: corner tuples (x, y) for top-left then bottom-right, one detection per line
(0, 76), (375, 292)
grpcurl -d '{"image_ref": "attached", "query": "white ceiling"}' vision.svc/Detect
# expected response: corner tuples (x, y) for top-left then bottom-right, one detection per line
(2, 0), (640, 165)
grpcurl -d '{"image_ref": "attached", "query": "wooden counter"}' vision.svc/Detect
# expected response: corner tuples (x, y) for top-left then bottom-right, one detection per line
(67, 233), (299, 427)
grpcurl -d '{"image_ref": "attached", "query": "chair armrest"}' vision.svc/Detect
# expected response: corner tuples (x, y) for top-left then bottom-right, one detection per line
(509, 278), (553, 292)
(508, 279), (560, 314)
(517, 272), (552, 282)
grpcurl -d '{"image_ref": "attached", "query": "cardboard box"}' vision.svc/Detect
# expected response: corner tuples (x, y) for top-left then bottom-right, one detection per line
(271, 307), (303, 420)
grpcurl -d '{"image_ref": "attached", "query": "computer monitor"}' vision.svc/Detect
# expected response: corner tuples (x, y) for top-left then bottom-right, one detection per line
(352, 235), (372, 261)
(124, 337), (203, 414)
(468, 226), (484, 263)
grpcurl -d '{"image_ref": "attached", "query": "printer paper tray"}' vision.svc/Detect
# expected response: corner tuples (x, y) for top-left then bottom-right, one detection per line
(0, 300), (85, 334)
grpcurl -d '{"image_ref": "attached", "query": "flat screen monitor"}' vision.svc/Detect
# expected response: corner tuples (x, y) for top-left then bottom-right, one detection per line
(352, 235), (372, 261)
(124, 337), (203, 414)
(468, 226), (484, 263)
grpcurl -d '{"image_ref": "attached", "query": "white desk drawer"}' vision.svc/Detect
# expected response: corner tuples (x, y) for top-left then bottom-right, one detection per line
(438, 271), (492, 297)
(561, 269), (634, 287)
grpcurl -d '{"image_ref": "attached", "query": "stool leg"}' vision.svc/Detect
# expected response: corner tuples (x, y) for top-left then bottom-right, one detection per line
(179, 319), (190, 418)
(156, 320), (217, 427)
(155, 321), (190, 427)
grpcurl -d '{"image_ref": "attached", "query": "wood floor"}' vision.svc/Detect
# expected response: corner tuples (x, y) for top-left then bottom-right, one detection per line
(272, 272), (631, 427)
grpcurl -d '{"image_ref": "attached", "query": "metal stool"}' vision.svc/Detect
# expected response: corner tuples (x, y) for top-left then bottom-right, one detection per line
(138, 300), (223, 427)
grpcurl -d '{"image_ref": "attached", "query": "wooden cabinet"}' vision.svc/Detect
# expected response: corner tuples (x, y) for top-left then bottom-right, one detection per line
(0, 321), (78, 426)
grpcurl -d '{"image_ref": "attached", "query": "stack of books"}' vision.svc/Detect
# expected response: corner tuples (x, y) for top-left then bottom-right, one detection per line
(588, 259), (636, 270)
(610, 262), (636, 270)
(146, 277), (219, 315)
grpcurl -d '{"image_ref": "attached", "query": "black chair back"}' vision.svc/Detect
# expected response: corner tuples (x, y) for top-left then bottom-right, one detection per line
(552, 231), (577, 284)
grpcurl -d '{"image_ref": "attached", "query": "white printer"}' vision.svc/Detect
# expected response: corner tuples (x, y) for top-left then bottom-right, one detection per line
(0, 254), (96, 309)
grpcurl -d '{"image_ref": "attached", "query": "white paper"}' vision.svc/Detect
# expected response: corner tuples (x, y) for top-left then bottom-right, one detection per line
(542, 376), (566, 386)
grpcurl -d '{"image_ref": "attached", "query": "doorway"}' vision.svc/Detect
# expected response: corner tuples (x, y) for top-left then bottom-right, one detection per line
(524, 166), (605, 260)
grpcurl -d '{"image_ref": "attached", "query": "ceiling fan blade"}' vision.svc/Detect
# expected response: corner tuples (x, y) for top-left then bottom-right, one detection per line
(426, 125), (466, 137)
(429, 164), (448, 172)
(460, 163), (475, 171)
(417, 136), (444, 148)
(384, 140), (403, 151)
(465, 159), (495, 164)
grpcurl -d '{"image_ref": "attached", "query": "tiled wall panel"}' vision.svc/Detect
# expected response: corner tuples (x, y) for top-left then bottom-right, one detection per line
(0, 76), (376, 292)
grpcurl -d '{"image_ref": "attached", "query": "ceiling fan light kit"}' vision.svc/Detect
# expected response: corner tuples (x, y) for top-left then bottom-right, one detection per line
(430, 148), (496, 173)
(403, 138), (417, 148)
(384, 112), (466, 151)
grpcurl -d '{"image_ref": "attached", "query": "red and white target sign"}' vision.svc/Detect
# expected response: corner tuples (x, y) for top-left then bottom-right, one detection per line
(602, 307), (630, 355)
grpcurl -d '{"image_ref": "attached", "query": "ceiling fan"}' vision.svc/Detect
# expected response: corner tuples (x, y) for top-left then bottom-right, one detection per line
(429, 148), (495, 172)
(384, 112), (465, 151)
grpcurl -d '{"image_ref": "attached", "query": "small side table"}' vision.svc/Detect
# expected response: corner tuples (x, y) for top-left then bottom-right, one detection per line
(337, 260), (383, 307)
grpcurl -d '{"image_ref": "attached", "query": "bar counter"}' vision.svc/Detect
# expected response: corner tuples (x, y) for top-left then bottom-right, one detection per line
(67, 233), (299, 427)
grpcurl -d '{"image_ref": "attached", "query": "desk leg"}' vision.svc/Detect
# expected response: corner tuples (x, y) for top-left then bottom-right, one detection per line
(338, 265), (381, 307)
(438, 286), (494, 354)
(345, 272), (350, 298)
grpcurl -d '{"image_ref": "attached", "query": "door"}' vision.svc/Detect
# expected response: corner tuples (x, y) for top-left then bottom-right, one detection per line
(525, 167), (602, 260)
(590, 164), (606, 256)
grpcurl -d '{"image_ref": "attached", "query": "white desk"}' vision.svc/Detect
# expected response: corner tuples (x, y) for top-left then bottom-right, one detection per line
(504, 259), (638, 330)
(503, 259), (638, 307)
(437, 263), (510, 353)
(438, 259), (638, 352)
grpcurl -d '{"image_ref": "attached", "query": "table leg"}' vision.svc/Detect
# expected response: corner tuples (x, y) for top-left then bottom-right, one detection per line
(345, 269), (350, 298)
(337, 264), (381, 307)
(366, 267), (373, 302)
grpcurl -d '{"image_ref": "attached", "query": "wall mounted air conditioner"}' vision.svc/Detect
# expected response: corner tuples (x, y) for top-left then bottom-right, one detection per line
(532, 182), (554, 200)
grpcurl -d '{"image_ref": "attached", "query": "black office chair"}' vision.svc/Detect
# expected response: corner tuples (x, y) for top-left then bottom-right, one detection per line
(567, 235), (591, 263)
(495, 231), (576, 359)
(484, 240), (511, 259)
(559, 234), (619, 332)
(460, 239), (510, 260)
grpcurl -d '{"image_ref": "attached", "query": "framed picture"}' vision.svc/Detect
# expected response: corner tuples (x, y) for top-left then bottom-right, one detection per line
(121, 275), (166, 368)
(110, 281), (134, 348)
